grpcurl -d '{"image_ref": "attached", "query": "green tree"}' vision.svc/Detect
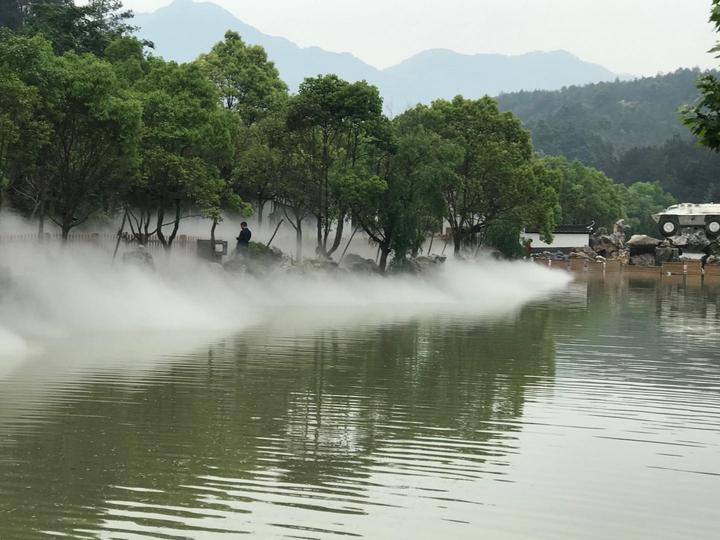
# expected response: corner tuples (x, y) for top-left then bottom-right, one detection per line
(400, 96), (558, 255)
(0, 32), (55, 227)
(622, 182), (676, 236)
(352, 126), (459, 271)
(198, 31), (289, 228)
(43, 51), (141, 238)
(198, 30), (287, 125)
(683, 1), (720, 150)
(129, 58), (239, 248)
(287, 74), (386, 257)
(22, 0), (137, 57)
(544, 156), (623, 229)
(0, 32), (140, 237)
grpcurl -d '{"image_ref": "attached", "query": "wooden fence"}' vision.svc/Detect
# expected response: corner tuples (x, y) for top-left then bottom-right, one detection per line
(0, 232), (199, 252)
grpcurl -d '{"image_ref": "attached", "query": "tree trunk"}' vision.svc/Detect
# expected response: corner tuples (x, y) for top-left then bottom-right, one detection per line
(210, 217), (218, 260)
(167, 200), (182, 249)
(257, 199), (265, 228)
(61, 219), (72, 242)
(296, 220), (303, 261)
(156, 208), (167, 246)
(37, 199), (46, 239)
(453, 229), (462, 255)
(379, 246), (391, 272)
(316, 215), (325, 257)
(326, 214), (344, 258)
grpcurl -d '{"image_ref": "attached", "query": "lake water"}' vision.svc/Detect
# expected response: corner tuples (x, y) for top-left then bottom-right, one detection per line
(1, 276), (719, 539)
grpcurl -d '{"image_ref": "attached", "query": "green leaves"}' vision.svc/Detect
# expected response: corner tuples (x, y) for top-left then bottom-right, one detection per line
(683, 2), (720, 152)
(621, 182), (676, 236)
(198, 31), (287, 125)
(396, 96), (557, 255)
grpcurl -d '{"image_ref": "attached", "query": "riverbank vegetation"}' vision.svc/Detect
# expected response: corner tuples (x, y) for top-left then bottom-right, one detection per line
(0, 1), (683, 266)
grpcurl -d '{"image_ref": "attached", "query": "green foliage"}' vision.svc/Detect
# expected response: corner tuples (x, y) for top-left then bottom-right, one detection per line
(621, 182), (676, 236)
(287, 74), (387, 256)
(498, 69), (705, 160)
(0, 31), (141, 234)
(352, 126), (460, 269)
(484, 218), (526, 259)
(131, 58), (240, 245)
(398, 96), (559, 254)
(198, 31), (287, 125)
(499, 69), (720, 204)
(683, 1), (720, 153)
(544, 156), (624, 229)
(609, 136), (720, 202)
(43, 51), (142, 234)
(0, 3), (568, 262)
(22, 0), (137, 57)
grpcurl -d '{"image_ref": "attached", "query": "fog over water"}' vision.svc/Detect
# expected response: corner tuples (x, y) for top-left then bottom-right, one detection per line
(0, 214), (572, 362)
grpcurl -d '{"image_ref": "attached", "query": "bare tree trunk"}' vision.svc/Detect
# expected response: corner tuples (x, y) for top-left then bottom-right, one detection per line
(167, 200), (182, 249)
(61, 217), (72, 242)
(37, 199), (46, 239)
(142, 212), (150, 244)
(316, 216), (325, 257)
(296, 220), (303, 261)
(113, 210), (128, 263)
(379, 246), (391, 272)
(210, 217), (218, 260)
(156, 208), (167, 246)
(257, 199), (265, 228)
(326, 214), (345, 258)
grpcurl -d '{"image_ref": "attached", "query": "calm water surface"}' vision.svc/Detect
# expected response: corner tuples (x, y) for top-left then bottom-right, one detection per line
(1, 277), (720, 539)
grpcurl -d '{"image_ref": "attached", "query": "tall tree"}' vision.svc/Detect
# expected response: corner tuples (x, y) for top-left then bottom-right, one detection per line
(43, 51), (141, 238)
(23, 0), (136, 56)
(287, 74), (385, 257)
(351, 126), (459, 271)
(198, 30), (287, 125)
(622, 182), (676, 236)
(544, 156), (624, 229)
(131, 58), (238, 248)
(401, 96), (558, 255)
(683, 1), (720, 150)
(0, 32), (140, 236)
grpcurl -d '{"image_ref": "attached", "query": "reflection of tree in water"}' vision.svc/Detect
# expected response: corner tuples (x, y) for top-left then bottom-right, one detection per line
(0, 305), (557, 537)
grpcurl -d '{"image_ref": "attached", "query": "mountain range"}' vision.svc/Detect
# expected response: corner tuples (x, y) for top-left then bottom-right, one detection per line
(133, 0), (621, 111)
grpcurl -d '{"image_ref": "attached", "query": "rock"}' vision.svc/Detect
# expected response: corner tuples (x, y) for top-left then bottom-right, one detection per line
(705, 241), (720, 257)
(224, 242), (288, 276)
(595, 255), (607, 262)
(206, 262), (225, 275)
(569, 251), (594, 260)
(655, 246), (679, 265)
(630, 253), (656, 266)
(390, 255), (447, 274)
(301, 258), (340, 273)
(627, 235), (663, 256)
(122, 246), (155, 270)
(341, 253), (381, 274)
(706, 255), (720, 265)
(591, 235), (621, 258)
(671, 231), (710, 251)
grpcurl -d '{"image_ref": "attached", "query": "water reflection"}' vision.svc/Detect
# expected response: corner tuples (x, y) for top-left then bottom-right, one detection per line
(1, 278), (720, 539)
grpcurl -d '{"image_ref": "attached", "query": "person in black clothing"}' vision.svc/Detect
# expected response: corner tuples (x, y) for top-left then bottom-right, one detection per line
(237, 222), (252, 252)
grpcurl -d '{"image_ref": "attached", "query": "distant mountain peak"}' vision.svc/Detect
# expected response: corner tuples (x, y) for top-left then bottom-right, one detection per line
(133, 1), (620, 111)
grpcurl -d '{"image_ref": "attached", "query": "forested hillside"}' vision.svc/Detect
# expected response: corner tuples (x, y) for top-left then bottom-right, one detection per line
(498, 69), (720, 203)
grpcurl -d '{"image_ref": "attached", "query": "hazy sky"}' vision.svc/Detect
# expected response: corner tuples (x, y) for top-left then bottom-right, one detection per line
(120, 0), (718, 76)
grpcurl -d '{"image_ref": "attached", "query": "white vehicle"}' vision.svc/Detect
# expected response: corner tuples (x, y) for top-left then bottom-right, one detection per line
(652, 203), (720, 239)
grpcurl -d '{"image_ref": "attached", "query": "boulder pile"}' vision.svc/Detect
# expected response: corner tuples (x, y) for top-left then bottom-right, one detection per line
(533, 224), (720, 267)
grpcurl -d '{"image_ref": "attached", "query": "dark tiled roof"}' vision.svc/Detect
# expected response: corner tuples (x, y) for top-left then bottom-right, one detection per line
(525, 224), (594, 234)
